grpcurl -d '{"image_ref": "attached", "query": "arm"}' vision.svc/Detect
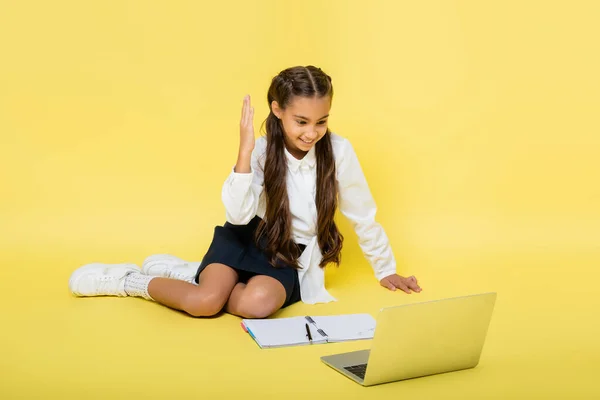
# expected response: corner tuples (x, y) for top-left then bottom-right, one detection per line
(221, 140), (265, 225)
(336, 138), (422, 293)
(336, 139), (397, 281)
(221, 95), (265, 225)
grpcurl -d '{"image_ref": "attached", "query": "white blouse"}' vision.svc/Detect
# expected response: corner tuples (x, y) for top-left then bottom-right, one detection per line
(221, 133), (397, 304)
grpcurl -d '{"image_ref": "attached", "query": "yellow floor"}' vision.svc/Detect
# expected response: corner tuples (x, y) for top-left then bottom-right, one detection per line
(1, 0), (599, 398)
(1, 249), (597, 399)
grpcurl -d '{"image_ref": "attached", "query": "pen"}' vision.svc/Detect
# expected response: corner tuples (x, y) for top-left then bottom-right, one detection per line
(305, 323), (313, 343)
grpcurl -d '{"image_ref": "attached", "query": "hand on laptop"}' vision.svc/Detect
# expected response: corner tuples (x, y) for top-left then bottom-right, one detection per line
(380, 274), (421, 294)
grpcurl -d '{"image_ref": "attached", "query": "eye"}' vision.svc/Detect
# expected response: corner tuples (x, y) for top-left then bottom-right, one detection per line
(297, 120), (307, 125)
(318, 120), (327, 125)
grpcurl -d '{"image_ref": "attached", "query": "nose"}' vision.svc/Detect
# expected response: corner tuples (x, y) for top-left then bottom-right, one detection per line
(305, 129), (318, 140)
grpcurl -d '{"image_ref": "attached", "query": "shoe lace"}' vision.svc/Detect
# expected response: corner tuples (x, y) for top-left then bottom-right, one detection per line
(96, 275), (118, 294)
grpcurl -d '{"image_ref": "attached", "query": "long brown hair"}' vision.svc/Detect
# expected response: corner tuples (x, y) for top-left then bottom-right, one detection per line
(256, 66), (344, 269)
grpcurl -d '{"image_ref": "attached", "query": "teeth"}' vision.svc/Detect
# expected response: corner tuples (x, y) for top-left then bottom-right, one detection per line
(300, 139), (313, 144)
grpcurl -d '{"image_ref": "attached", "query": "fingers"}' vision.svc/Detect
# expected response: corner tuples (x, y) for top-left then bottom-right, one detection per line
(241, 95), (253, 126)
(381, 275), (422, 294)
(406, 276), (422, 292)
(394, 280), (412, 294)
(240, 94), (254, 127)
(381, 280), (396, 291)
(381, 277), (410, 293)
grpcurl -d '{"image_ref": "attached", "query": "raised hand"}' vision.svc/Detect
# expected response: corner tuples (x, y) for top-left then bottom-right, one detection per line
(239, 95), (255, 153)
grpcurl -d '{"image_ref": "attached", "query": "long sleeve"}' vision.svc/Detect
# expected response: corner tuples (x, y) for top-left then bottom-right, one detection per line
(336, 138), (397, 281)
(221, 138), (266, 225)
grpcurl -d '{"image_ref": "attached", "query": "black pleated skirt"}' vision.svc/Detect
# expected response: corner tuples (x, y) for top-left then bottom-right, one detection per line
(194, 216), (304, 308)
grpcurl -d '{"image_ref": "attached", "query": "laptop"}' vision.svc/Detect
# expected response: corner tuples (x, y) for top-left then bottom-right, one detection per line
(320, 292), (497, 386)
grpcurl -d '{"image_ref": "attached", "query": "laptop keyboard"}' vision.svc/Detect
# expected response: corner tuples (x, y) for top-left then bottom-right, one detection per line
(344, 363), (367, 380)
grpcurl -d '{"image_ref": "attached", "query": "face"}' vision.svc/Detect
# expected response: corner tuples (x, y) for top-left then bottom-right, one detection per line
(272, 95), (331, 159)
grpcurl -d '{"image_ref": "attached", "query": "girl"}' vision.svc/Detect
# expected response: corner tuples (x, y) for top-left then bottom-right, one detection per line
(68, 65), (422, 319)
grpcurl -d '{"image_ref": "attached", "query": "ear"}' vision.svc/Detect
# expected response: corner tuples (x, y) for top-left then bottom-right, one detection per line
(271, 100), (282, 119)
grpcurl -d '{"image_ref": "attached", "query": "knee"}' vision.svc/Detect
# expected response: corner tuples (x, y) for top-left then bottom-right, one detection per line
(181, 289), (228, 317)
(237, 287), (284, 319)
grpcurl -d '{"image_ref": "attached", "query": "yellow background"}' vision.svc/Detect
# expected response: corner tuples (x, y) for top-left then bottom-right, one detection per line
(1, 0), (598, 398)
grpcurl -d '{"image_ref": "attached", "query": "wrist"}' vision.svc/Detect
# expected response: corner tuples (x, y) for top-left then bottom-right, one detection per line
(234, 150), (252, 173)
(238, 147), (254, 156)
(377, 270), (397, 282)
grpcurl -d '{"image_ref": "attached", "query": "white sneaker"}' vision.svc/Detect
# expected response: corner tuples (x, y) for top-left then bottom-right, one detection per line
(141, 254), (200, 283)
(69, 263), (140, 297)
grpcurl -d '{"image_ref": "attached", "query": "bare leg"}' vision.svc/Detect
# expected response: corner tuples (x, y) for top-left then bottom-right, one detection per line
(148, 263), (238, 317)
(225, 275), (287, 319)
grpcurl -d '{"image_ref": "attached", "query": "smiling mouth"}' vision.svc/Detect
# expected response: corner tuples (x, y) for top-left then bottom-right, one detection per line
(300, 138), (314, 144)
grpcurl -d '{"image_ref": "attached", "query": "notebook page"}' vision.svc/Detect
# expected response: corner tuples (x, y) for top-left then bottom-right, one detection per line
(312, 314), (376, 342)
(243, 317), (327, 348)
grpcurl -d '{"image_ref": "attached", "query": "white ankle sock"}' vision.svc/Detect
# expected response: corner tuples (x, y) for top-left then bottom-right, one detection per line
(124, 272), (155, 300)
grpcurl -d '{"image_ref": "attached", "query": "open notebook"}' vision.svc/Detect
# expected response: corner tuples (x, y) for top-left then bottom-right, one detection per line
(241, 314), (376, 349)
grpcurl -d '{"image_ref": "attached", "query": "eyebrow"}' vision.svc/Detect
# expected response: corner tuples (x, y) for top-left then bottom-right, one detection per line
(293, 114), (329, 121)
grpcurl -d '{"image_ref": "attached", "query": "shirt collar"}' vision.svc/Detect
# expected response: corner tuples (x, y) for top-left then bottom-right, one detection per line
(284, 144), (317, 173)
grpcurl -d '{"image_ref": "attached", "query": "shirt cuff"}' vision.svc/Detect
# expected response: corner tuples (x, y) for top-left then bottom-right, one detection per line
(225, 166), (254, 197)
(374, 266), (397, 282)
(230, 165), (254, 176)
